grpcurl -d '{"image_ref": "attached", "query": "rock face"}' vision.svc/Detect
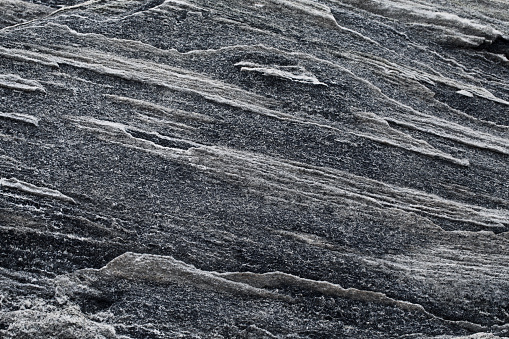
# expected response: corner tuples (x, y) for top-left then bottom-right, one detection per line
(1, 0), (509, 338)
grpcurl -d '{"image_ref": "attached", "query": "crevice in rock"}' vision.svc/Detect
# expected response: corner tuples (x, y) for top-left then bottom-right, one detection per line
(475, 36), (509, 58)
(126, 129), (194, 150)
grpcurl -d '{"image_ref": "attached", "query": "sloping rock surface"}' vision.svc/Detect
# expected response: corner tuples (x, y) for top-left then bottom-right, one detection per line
(1, 0), (509, 338)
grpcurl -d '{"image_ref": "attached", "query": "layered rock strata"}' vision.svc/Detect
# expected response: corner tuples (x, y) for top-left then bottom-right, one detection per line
(1, 0), (509, 338)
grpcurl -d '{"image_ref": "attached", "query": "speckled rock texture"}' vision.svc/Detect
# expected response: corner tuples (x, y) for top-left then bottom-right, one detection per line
(1, 0), (509, 338)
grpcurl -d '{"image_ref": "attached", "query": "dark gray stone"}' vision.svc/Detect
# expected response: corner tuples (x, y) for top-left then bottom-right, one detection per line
(1, 0), (509, 338)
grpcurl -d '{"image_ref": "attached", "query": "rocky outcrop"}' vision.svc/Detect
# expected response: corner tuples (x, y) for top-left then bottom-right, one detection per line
(1, 0), (509, 337)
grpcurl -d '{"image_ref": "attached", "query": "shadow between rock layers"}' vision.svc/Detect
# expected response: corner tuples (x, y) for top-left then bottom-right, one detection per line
(1, 0), (509, 338)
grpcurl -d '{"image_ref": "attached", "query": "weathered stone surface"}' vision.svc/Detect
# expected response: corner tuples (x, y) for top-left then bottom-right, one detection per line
(1, 0), (509, 338)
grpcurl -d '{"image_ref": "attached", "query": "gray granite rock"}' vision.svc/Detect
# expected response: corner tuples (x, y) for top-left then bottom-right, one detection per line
(1, 0), (509, 338)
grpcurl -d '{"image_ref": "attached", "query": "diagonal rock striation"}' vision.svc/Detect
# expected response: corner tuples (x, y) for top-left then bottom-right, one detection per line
(1, 0), (509, 338)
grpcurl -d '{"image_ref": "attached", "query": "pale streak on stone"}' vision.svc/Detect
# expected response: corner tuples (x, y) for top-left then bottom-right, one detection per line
(0, 224), (106, 245)
(50, 71), (114, 88)
(457, 89), (474, 98)
(354, 111), (470, 166)
(0, 177), (76, 204)
(69, 116), (201, 153)
(160, 0), (205, 11)
(330, 0), (504, 40)
(0, 0), (103, 32)
(384, 115), (509, 156)
(219, 269), (425, 310)
(336, 53), (509, 153)
(134, 113), (194, 132)
(0, 46), (59, 68)
(271, 0), (338, 25)
(235, 61), (328, 86)
(0, 74), (45, 92)
(93, 252), (290, 301)
(269, 0), (379, 44)
(340, 51), (509, 106)
(0, 112), (39, 126)
(274, 230), (336, 250)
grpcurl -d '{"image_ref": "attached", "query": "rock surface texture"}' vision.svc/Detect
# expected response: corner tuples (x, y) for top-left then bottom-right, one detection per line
(1, 0), (509, 338)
